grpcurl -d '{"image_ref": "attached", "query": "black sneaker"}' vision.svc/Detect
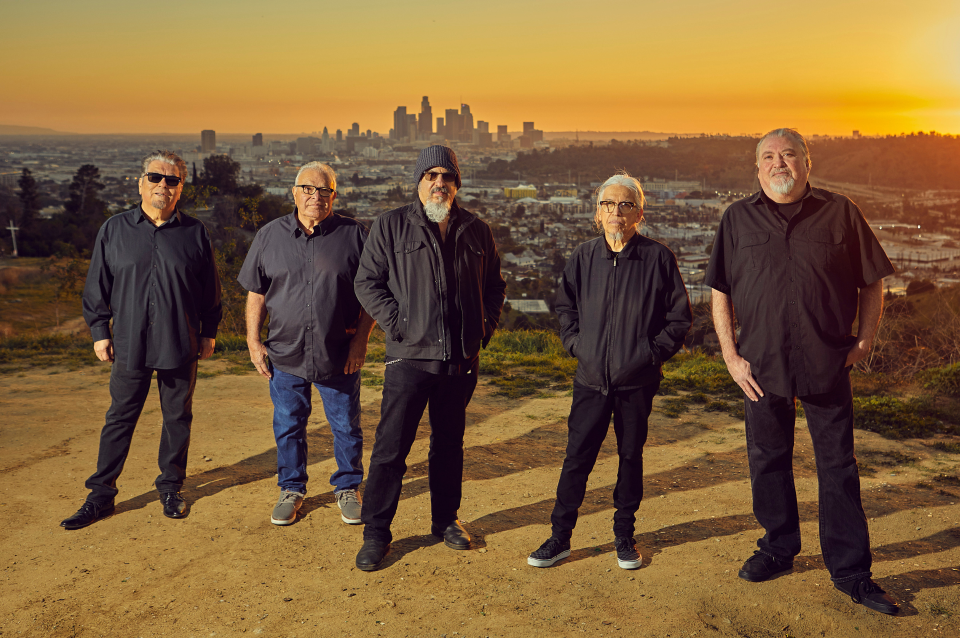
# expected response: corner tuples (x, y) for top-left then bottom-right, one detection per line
(527, 537), (571, 567)
(738, 551), (793, 582)
(615, 536), (642, 570)
(835, 577), (899, 615)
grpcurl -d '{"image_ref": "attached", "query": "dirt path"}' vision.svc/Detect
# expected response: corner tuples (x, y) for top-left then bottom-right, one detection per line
(1, 363), (959, 637)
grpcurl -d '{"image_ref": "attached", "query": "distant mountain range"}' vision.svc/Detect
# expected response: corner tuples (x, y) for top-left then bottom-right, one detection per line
(0, 124), (77, 135)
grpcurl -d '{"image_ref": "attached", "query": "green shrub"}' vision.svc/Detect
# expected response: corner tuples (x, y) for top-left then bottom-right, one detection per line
(853, 395), (942, 439)
(919, 363), (960, 397)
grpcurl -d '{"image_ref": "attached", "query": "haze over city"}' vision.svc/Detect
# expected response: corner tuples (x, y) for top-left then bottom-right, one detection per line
(3, 0), (960, 136)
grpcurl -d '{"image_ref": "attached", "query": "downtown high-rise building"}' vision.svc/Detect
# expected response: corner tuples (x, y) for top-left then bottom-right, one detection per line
(252, 132), (263, 147)
(393, 106), (408, 140)
(444, 108), (460, 139)
(419, 96), (433, 137)
(201, 129), (216, 153)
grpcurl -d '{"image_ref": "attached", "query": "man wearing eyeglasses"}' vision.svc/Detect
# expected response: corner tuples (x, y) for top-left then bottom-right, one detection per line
(353, 145), (506, 571)
(706, 128), (897, 615)
(527, 171), (691, 570)
(62, 150), (222, 529)
(238, 161), (374, 527)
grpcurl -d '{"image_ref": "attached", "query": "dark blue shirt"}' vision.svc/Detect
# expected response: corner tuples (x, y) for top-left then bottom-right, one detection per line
(238, 213), (368, 382)
(82, 207), (222, 371)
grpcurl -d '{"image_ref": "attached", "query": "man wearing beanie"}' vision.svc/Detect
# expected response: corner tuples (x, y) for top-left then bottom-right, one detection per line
(353, 145), (506, 571)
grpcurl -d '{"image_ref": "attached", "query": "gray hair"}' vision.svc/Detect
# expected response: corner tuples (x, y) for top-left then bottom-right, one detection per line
(595, 171), (646, 209)
(755, 128), (811, 170)
(594, 171), (645, 235)
(140, 150), (187, 181)
(295, 161), (337, 189)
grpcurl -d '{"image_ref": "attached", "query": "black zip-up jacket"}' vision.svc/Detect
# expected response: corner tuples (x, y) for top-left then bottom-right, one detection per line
(556, 234), (692, 395)
(354, 199), (506, 360)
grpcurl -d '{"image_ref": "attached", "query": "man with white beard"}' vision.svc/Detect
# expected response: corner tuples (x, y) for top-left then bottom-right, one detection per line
(706, 128), (898, 614)
(353, 146), (506, 571)
(527, 171), (691, 570)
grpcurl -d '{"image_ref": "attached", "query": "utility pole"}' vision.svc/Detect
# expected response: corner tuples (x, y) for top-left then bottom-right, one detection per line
(6, 220), (19, 257)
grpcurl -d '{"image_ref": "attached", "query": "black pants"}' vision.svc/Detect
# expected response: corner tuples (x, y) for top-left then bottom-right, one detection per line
(550, 380), (659, 540)
(744, 368), (872, 582)
(85, 360), (198, 504)
(361, 360), (478, 543)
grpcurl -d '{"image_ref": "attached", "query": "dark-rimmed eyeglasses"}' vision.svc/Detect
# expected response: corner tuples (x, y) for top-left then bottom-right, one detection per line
(296, 185), (336, 198)
(423, 171), (457, 184)
(145, 172), (183, 187)
(599, 201), (640, 213)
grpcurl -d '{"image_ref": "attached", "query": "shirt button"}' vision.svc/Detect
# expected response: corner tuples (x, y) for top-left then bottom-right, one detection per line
(306, 304), (310, 307)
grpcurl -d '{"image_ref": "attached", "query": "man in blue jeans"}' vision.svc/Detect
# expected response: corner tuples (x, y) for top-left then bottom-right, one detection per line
(239, 161), (374, 526)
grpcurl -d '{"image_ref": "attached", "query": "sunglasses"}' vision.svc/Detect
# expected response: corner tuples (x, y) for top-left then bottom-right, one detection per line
(423, 171), (457, 184)
(144, 172), (183, 187)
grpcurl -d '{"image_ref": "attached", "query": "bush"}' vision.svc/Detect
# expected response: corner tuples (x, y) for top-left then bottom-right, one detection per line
(919, 362), (960, 397)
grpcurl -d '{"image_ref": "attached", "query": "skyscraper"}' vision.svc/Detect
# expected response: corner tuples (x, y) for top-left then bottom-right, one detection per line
(460, 104), (474, 135)
(252, 133), (263, 147)
(419, 96), (433, 137)
(436, 117), (445, 137)
(393, 106), (408, 140)
(444, 109), (460, 138)
(497, 125), (509, 142)
(201, 130), (216, 153)
(523, 122), (535, 134)
(350, 122), (360, 137)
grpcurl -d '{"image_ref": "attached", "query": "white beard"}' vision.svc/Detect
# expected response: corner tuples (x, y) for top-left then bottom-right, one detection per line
(770, 175), (796, 196)
(424, 199), (451, 223)
(607, 230), (624, 243)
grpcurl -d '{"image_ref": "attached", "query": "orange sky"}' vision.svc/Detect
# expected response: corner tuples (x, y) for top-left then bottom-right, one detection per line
(2, 0), (959, 136)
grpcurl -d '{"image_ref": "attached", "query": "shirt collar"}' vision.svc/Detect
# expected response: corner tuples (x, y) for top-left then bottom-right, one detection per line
(290, 211), (338, 237)
(137, 205), (181, 227)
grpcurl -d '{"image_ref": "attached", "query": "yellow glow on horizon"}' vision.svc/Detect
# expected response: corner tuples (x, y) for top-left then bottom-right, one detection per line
(2, 0), (959, 135)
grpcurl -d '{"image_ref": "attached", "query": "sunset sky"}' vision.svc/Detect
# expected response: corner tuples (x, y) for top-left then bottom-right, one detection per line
(2, 0), (959, 136)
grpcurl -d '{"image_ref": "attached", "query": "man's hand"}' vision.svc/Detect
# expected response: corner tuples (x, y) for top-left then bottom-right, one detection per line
(722, 351), (764, 402)
(199, 338), (216, 360)
(93, 338), (114, 362)
(343, 335), (368, 375)
(248, 341), (271, 379)
(845, 338), (872, 368)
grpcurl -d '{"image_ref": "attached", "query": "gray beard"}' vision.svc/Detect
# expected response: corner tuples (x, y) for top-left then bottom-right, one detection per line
(770, 175), (795, 196)
(424, 199), (451, 223)
(607, 230), (624, 243)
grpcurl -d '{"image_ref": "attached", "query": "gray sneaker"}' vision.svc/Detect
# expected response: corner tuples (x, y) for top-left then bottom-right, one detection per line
(336, 489), (362, 525)
(271, 490), (304, 526)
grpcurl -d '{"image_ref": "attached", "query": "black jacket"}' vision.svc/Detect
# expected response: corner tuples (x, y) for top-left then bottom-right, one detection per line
(354, 200), (506, 360)
(556, 234), (692, 395)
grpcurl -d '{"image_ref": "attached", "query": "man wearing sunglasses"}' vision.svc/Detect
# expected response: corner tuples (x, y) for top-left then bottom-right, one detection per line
(238, 161), (374, 527)
(62, 150), (222, 529)
(527, 171), (691, 570)
(353, 145), (506, 571)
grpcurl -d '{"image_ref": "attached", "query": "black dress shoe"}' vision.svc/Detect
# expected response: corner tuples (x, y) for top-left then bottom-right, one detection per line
(160, 491), (187, 519)
(356, 539), (390, 571)
(60, 501), (115, 530)
(738, 551), (793, 582)
(431, 520), (472, 550)
(835, 577), (899, 615)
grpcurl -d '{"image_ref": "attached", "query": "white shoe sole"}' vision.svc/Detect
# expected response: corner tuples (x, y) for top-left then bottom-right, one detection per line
(617, 554), (643, 569)
(527, 549), (570, 567)
(271, 513), (298, 526)
(340, 514), (362, 525)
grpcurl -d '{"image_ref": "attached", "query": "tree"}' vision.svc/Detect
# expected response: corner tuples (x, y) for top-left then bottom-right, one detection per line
(201, 155), (241, 193)
(41, 255), (85, 328)
(17, 168), (40, 226)
(64, 164), (105, 218)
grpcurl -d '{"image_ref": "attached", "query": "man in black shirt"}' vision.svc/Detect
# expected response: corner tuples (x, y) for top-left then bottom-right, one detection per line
(706, 128), (897, 614)
(527, 172), (691, 571)
(238, 162), (374, 527)
(62, 150), (222, 529)
(353, 146), (506, 571)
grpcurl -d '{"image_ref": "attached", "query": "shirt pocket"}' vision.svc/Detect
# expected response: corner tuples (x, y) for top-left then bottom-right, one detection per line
(806, 228), (847, 270)
(738, 232), (770, 271)
(392, 240), (427, 340)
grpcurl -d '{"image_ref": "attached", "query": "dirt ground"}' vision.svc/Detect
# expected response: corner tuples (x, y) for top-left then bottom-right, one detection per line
(2, 359), (959, 638)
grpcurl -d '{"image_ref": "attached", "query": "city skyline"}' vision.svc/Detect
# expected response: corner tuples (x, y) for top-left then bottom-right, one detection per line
(2, 1), (959, 136)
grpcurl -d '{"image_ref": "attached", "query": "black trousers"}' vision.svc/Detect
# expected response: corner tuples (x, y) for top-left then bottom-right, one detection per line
(744, 368), (872, 582)
(361, 360), (478, 543)
(85, 359), (198, 504)
(550, 380), (659, 540)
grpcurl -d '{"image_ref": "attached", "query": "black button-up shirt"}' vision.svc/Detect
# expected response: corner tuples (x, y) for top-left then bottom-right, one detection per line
(237, 212), (368, 382)
(82, 206), (222, 371)
(705, 186), (895, 397)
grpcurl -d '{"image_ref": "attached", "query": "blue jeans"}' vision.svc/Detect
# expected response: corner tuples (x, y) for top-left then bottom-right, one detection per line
(744, 367), (872, 583)
(268, 366), (363, 494)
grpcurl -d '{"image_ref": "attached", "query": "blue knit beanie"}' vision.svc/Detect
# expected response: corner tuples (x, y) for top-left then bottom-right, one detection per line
(414, 145), (461, 189)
